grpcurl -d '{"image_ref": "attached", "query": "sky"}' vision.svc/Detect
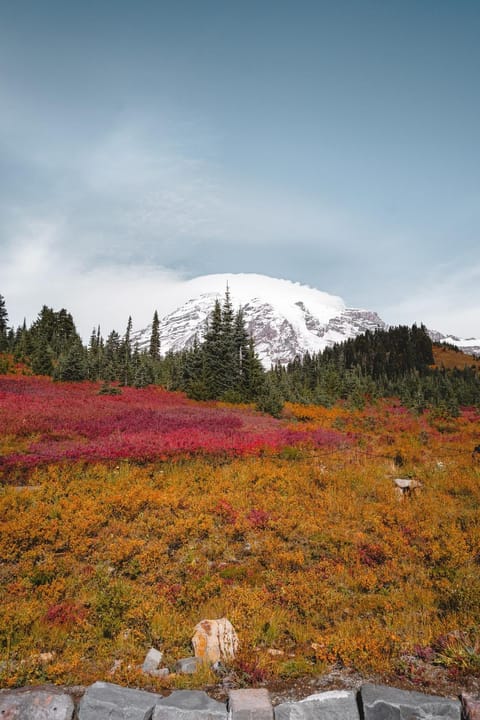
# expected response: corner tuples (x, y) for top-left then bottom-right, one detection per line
(1, 0), (479, 338)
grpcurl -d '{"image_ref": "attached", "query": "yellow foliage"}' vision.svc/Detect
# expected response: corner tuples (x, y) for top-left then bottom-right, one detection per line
(1, 402), (480, 685)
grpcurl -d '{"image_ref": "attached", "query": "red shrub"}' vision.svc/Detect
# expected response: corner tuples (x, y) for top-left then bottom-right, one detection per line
(358, 543), (387, 567)
(214, 500), (238, 524)
(44, 601), (87, 626)
(247, 508), (270, 529)
(0, 376), (350, 468)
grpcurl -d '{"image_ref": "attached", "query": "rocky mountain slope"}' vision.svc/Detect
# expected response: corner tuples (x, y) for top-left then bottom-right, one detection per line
(427, 329), (480, 357)
(132, 274), (386, 366)
(132, 273), (479, 366)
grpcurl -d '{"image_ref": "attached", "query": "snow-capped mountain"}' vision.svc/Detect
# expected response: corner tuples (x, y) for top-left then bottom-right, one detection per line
(427, 329), (480, 357)
(131, 273), (480, 365)
(132, 273), (387, 366)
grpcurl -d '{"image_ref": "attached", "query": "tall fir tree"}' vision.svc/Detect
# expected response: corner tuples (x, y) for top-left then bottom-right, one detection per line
(133, 355), (155, 388)
(0, 294), (9, 351)
(203, 298), (224, 398)
(87, 326), (104, 380)
(241, 336), (265, 401)
(14, 320), (33, 362)
(103, 330), (122, 382)
(120, 316), (133, 386)
(149, 310), (161, 360)
(183, 337), (209, 400)
(233, 308), (249, 388)
(256, 373), (284, 417)
(219, 286), (237, 396)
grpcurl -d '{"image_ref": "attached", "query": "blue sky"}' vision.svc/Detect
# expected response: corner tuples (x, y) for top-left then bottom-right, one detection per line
(1, 0), (479, 336)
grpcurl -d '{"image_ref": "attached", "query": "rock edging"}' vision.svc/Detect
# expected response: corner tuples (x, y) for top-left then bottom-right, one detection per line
(0, 681), (473, 720)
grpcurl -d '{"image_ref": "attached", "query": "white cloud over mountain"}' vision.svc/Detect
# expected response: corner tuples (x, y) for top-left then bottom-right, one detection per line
(1, 231), (479, 346)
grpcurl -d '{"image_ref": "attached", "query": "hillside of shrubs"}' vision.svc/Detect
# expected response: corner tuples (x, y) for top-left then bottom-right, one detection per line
(1, 292), (480, 690)
(1, 373), (480, 689)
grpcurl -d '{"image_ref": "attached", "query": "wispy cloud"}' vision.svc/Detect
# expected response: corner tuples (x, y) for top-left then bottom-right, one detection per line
(0, 224), (188, 335)
(3, 220), (479, 342)
(383, 261), (480, 336)
(0, 106), (380, 281)
(1, 89), (479, 340)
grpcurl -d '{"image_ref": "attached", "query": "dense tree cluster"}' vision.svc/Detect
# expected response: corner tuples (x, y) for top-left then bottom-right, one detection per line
(1, 290), (479, 415)
(0, 294), (160, 387)
(0, 290), (272, 409)
(270, 325), (480, 414)
(169, 289), (265, 403)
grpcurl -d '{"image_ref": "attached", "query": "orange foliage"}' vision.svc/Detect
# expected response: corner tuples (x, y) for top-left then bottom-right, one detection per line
(432, 345), (480, 371)
(1, 393), (480, 687)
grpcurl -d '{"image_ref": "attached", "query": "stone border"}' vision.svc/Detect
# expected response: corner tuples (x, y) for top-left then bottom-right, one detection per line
(0, 681), (471, 720)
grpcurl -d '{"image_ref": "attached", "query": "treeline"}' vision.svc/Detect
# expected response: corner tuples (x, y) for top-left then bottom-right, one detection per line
(270, 325), (480, 414)
(0, 292), (282, 415)
(0, 293), (161, 386)
(1, 292), (479, 415)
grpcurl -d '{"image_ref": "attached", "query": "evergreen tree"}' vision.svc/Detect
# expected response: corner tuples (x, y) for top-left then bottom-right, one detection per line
(102, 330), (122, 382)
(120, 316), (133, 386)
(131, 342), (141, 379)
(133, 355), (154, 388)
(219, 285), (236, 396)
(160, 350), (184, 391)
(31, 337), (54, 376)
(0, 294), (8, 351)
(14, 320), (33, 363)
(256, 374), (284, 417)
(6, 328), (15, 351)
(30, 306), (79, 357)
(182, 338), (209, 400)
(149, 310), (161, 360)
(203, 299), (224, 398)
(233, 308), (249, 388)
(20, 305), (83, 374)
(241, 337), (265, 401)
(175, 290), (265, 404)
(54, 340), (88, 381)
(87, 326), (104, 380)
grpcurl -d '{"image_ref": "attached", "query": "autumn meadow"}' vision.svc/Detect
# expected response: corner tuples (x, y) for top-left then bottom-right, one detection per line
(1, 367), (480, 692)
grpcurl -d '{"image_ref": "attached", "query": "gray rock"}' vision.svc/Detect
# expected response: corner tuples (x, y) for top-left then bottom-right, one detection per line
(142, 647), (163, 674)
(228, 689), (273, 720)
(110, 658), (123, 675)
(275, 690), (359, 720)
(175, 656), (203, 674)
(361, 683), (461, 720)
(153, 690), (226, 719)
(0, 687), (74, 719)
(78, 681), (161, 720)
(212, 660), (228, 675)
(462, 694), (480, 720)
(393, 478), (420, 489)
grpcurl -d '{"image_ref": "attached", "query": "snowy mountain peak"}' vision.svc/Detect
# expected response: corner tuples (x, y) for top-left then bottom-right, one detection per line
(131, 273), (386, 366)
(427, 329), (480, 357)
(131, 273), (479, 365)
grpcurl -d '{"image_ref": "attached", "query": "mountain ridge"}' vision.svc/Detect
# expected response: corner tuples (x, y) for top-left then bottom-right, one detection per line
(131, 274), (479, 366)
